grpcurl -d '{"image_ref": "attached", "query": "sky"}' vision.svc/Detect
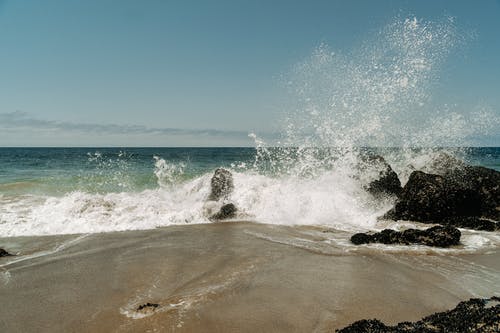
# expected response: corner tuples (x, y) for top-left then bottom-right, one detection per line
(0, 0), (499, 147)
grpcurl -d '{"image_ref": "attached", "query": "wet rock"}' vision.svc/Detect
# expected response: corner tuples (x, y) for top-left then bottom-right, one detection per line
(208, 168), (234, 201)
(350, 225), (461, 247)
(337, 319), (388, 333)
(0, 248), (11, 257)
(444, 165), (500, 221)
(210, 203), (237, 221)
(383, 171), (482, 222)
(384, 159), (500, 223)
(440, 216), (499, 232)
(350, 233), (372, 245)
(360, 154), (403, 197)
(336, 297), (500, 333)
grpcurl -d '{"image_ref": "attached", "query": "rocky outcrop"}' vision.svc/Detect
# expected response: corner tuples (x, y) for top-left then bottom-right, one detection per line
(383, 171), (482, 222)
(208, 168), (234, 201)
(0, 248), (11, 257)
(381, 151), (500, 231)
(336, 297), (500, 333)
(351, 225), (461, 248)
(444, 165), (500, 221)
(210, 203), (237, 221)
(360, 154), (402, 197)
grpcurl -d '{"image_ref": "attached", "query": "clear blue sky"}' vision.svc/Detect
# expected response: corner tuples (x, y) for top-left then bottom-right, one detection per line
(0, 0), (499, 146)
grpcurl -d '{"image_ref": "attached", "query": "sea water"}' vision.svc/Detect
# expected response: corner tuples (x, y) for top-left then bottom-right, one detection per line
(0, 147), (498, 237)
(0, 16), (499, 238)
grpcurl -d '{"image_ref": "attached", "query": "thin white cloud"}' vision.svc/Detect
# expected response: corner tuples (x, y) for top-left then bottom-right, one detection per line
(0, 111), (249, 138)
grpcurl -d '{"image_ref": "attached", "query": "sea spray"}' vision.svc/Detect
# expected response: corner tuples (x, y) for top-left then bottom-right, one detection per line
(154, 156), (185, 188)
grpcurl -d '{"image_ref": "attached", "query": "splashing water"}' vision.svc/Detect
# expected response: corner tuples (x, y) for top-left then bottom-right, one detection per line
(80, 151), (135, 192)
(154, 156), (185, 188)
(283, 16), (460, 149)
(253, 16), (497, 176)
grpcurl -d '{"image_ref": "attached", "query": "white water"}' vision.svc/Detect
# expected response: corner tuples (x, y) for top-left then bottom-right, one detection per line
(0, 166), (386, 236)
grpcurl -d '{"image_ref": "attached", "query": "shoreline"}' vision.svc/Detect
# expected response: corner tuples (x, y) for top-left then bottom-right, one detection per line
(1, 222), (499, 332)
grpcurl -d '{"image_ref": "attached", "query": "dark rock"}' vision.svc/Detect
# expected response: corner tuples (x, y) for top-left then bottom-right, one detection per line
(136, 302), (159, 311)
(440, 216), (499, 232)
(418, 225), (461, 247)
(336, 319), (388, 333)
(336, 297), (500, 333)
(444, 165), (500, 221)
(383, 171), (482, 222)
(350, 225), (460, 248)
(210, 203), (237, 221)
(350, 233), (373, 245)
(384, 158), (500, 223)
(208, 168), (234, 201)
(0, 248), (11, 257)
(426, 156), (500, 218)
(360, 154), (403, 197)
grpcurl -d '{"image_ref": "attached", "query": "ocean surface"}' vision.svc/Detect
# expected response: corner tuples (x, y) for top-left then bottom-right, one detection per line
(0, 147), (498, 238)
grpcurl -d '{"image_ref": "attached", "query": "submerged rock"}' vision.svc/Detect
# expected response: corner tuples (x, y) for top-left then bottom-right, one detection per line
(210, 203), (237, 221)
(360, 154), (402, 197)
(350, 225), (461, 247)
(336, 297), (500, 333)
(208, 168), (234, 201)
(0, 248), (11, 257)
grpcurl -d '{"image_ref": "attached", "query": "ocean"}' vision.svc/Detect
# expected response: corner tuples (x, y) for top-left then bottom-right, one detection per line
(0, 147), (498, 238)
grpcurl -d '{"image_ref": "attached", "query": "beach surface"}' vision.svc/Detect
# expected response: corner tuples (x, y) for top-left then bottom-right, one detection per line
(1, 222), (499, 332)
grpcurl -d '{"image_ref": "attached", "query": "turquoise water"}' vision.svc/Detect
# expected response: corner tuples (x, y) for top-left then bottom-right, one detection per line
(0, 148), (256, 195)
(0, 147), (498, 237)
(0, 147), (499, 196)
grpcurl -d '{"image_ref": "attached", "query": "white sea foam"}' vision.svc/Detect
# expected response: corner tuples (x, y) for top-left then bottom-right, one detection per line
(0, 167), (388, 236)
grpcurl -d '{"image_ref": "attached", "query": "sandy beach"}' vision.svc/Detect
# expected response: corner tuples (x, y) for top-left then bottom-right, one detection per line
(1, 222), (499, 332)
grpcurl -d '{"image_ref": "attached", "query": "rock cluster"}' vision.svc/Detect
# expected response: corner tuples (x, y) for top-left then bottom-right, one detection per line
(336, 297), (500, 333)
(350, 225), (461, 248)
(384, 170), (483, 222)
(350, 153), (499, 247)
(382, 154), (499, 223)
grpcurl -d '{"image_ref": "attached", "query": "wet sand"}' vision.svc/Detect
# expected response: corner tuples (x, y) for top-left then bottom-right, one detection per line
(1, 222), (499, 332)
